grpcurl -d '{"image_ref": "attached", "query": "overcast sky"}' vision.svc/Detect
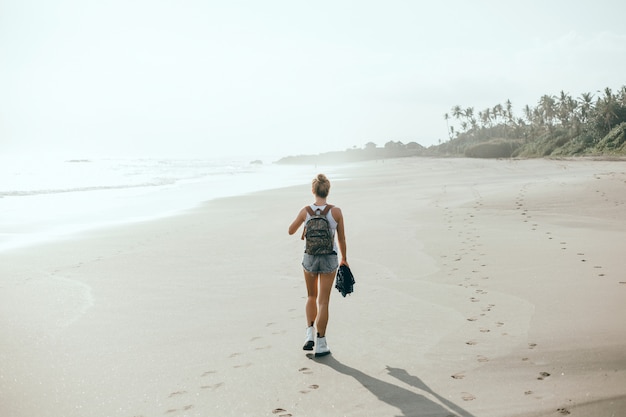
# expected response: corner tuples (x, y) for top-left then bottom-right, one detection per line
(2, 0), (625, 159)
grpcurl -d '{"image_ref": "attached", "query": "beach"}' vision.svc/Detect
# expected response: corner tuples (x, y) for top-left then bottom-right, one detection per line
(1, 157), (625, 417)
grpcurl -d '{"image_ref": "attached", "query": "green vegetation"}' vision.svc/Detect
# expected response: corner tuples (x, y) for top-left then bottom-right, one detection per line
(277, 85), (626, 164)
(440, 86), (626, 158)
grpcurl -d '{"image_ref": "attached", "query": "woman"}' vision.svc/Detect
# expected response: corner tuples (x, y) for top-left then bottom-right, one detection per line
(288, 174), (348, 357)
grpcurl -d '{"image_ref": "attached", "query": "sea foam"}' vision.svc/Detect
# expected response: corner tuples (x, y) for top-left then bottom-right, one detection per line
(0, 157), (318, 252)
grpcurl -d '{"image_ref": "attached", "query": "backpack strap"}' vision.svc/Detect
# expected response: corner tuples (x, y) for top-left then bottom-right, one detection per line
(320, 204), (334, 215)
(305, 204), (333, 216)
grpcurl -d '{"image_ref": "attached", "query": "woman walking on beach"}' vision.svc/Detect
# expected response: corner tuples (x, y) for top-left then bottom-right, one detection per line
(288, 174), (348, 357)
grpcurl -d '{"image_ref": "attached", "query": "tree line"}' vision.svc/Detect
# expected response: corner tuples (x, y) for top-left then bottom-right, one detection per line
(277, 85), (626, 164)
(441, 86), (626, 157)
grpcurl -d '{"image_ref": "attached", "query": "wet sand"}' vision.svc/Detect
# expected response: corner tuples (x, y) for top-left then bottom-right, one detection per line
(1, 157), (625, 417)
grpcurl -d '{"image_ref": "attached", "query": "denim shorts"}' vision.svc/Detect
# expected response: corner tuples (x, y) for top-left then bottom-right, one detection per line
(302, 253), (339, 274)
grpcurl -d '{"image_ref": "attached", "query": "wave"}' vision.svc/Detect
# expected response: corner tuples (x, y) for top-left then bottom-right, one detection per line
(0, 181), (175, 197)
(0, 157), (255, 198)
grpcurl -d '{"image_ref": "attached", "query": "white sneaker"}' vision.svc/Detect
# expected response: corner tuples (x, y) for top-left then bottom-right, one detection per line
(303, 326), (315, 351)
(314, 336), (330, 357)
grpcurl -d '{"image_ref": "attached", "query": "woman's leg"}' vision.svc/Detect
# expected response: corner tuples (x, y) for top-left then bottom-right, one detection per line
(315, 271), (336, 337)
(304, 270), (319, 326)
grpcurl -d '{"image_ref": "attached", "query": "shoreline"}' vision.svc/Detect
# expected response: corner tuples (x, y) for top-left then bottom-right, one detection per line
(0, 160), (329, 254)
(1, 158), (625, 417)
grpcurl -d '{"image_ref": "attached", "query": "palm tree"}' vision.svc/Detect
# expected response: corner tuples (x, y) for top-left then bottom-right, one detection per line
(556, 90), (578, 127)
(497, 100), (514, 137)
(444, 113), (452, 140)
(533, 107), (546, 130)
(538, 95), (557, 131)
(596, 87), (618, 134)
(464, 107), (476, 131)
(491, 103), (502, 126)
(452, 105), (463, 121)
(618, 86), (626, 106)
(505, 99), (514, 127)
(479, 108), (492, 130)
(578, 92), (594, 124)
(523, 104), (533, 124)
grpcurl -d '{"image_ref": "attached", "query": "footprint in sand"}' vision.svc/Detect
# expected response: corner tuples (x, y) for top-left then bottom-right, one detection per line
(466, 340), (477, 346)
(528, 343), (537, 349)
(233, 362), (252, 369)
(477, 355), (489, 363)
(299, 367), (313, 374)
(201, 370), (217, 377)
(461, 392), (476, 401)
(300, 384), (320, 394)
(168, 391), (187, 398)
(272, 408), (293, 416)
(537, 372), (551, 380)
(451, 372), (465, 380)
(557, 407), (571, 415)
(166, 405), (193, 414)
(201, 382), (224, 390)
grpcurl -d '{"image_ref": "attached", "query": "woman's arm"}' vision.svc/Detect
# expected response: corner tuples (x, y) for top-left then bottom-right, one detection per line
(288, 208), (307, 236)
(333, 207), (348, 266)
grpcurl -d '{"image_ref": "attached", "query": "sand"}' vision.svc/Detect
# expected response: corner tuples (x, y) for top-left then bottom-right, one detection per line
(1, 157), (625, 417)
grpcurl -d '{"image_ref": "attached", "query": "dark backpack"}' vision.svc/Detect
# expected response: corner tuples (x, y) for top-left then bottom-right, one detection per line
(302, 205), (335, 255)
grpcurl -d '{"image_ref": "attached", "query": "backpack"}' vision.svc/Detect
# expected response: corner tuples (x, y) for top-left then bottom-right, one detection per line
(302, 205), (335, 255)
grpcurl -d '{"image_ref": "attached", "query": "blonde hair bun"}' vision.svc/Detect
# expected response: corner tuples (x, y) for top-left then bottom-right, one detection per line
(312, 174), (331, 198)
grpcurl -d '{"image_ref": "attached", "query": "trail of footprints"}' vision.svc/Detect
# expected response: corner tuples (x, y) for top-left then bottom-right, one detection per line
(440, 179), (619, 409)
(139, 323), (319, 417)
(516, 182), (614, 280)
(440, 191), (499, 403)
(440, 187), (572, 405)
(511, 179), (621, 415)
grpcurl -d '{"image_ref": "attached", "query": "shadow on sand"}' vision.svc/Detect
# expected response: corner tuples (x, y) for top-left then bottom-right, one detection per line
(309, 354), (476, 417)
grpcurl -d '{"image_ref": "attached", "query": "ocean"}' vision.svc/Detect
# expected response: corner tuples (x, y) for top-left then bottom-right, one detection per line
(0, 156), (323, 253)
